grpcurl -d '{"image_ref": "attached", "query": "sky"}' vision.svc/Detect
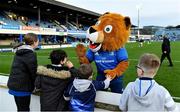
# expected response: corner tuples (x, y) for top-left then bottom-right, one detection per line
(56, 0), (180, 27)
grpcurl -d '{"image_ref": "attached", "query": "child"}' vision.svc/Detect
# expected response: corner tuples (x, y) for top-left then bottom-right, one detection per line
(119, 53), (178, 111)
(7, 33), (39, 111)
(64, 64), (111, 111)
(35, 49), (78, 111)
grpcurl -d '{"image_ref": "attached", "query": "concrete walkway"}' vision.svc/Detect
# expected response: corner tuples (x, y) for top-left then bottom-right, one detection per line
(0, 87), (40, 111)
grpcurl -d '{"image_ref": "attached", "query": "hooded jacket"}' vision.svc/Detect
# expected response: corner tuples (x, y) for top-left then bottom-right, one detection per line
(119, 78), (177, 111)
(64, 78), (110, 111)
(35, 65), (77, 111)
(8, 45), (37, 92)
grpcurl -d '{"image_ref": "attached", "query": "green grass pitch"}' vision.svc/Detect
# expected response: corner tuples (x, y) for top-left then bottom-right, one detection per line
(0, 42), (180, 98)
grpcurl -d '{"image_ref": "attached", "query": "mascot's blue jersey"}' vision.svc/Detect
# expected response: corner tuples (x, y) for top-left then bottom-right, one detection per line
(86, 47), (128, 74)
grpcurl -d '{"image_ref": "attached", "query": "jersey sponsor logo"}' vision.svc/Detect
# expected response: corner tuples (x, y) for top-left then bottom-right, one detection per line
(95, 60), (115, 63)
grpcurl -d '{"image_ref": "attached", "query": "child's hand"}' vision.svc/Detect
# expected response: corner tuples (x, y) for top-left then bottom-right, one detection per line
(66, 60), (74, 68)
(104, 69), (117, 79)
(106, 75), (112, 81)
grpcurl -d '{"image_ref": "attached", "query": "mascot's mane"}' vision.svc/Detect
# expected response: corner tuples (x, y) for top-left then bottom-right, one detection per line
(94, 13), (131, 51)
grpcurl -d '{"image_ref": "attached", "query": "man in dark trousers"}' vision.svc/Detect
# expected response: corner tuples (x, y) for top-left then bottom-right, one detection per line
(160, 36), (173, 67)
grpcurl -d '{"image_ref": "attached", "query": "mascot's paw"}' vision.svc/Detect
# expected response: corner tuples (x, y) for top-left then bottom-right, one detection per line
(75, 44), (87, 57)
(75, 44), (90, 64)
(104, 69), (117, 79)
(79, 57), (90, 64)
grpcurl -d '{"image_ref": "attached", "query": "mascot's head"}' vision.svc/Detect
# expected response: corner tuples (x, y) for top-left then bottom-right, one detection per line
(87, 12), (131, 52)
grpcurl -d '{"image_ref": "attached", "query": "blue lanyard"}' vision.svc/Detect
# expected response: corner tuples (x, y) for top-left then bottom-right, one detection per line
(139, 80), (154, 97)
(145, 80), (153, 95)
(139, 80), (142, 96)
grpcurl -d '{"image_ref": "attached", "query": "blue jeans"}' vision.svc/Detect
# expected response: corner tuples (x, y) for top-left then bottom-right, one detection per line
(96, 73), (124, 93)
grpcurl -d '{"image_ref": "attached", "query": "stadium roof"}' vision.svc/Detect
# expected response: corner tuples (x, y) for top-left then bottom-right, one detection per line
(0, 0), (100, 25)
(0, 0), (136, 27)
(39, 0), (101, 17)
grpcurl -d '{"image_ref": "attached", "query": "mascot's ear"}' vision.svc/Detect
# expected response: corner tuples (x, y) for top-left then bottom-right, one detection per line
(103, 12), (110, 15)
(124, 16), (131, 30)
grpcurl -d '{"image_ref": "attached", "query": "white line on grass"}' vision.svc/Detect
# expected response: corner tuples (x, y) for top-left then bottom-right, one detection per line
(173, 97), (180, 100)
(130, 59), (180, 63)
(0, 73), (9, 76)
(1, 55), (180, 63)
(129, 58), (180, 63)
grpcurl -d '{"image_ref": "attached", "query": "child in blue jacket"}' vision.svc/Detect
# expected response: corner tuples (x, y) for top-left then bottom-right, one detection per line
(64, 64), (111, 111)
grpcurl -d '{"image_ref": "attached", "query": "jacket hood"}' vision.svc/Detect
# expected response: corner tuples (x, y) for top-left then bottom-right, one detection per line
(37, 66), (71, 79)
(73, 79), (91, 92)
(132, 78), (156, 106)
(15, 45), (34, 55)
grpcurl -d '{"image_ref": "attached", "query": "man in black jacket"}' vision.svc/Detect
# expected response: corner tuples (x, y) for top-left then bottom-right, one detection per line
(160, 36), (173, 67)
(7, 33), (39, 111)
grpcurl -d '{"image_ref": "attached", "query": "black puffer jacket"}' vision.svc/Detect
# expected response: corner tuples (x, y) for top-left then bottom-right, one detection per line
(8, 45), (37, 92)
(35, 65), (78, 111)
(162, 37), (171, 53)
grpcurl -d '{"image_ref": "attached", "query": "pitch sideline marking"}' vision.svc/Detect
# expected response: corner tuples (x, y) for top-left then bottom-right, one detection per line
(1, 55), (180, 63)
(0, 73), (9, 75)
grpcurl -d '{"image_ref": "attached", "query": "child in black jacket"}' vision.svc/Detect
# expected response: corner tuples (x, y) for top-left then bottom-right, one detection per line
(35, 49), (78, 111)
(7, 33), (39, 111)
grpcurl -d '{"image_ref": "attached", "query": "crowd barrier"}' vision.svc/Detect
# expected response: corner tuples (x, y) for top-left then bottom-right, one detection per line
(0, 75), (179, 111)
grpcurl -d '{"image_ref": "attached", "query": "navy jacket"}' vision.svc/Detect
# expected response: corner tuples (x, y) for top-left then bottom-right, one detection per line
(8, 45), (37, 92)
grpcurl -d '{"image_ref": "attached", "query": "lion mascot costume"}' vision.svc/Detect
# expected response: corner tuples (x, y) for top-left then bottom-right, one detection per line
(76, 12), (131, 93)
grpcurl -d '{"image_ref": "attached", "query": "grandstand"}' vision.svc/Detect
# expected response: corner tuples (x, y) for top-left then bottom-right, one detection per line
(0, 0), (100, 46)
(155, 28), (180, 41)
